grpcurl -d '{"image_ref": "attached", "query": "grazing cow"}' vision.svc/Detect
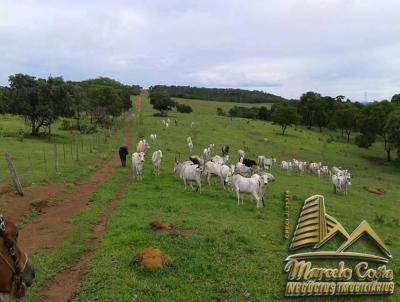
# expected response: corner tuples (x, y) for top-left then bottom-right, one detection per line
(204, 161), (222, 185)
(132, 152), (145, 180)
(165, 122), (169, 129)
(297, 161), (306, 175)
(235, 162), (252, 176)
(189, 155), (204, 170)
(220, 164), (235, 189)
(309, 162), (322, 173)
(188, 141), (194, 154)
(136, 140), (150, 155)
(332, 174), (351, 195)
(241, 158), (257, 168)
(251, 172), (275, 206)
(319, 166), (330, 177)
(150, 133), (157, 142)
(203, 146), (212, 159)
(238, 149), (246, 161)
(226, 174), (264, 208)
(152, 150), (163, 176)
(257, 156), (276, 170)
(187, 136), (192, 144)
(211, 155), (229, 165)
(174, 161), (202, 193)
(162, 119), (166, 125)
(281, 161), (293, 171)
(190, 121), (195, 128)
(331, 166), (350, 178)
(222, 145), (230, 157)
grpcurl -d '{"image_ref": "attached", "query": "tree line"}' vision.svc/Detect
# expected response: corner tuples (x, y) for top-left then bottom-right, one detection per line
(149, 85), (287, 103)
(224, 91), (400, 161)
(0, 74), (141, 136)
(148, 89), (193, 116)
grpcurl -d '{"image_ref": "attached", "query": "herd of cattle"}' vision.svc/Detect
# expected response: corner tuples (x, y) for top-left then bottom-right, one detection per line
(130, 130), (352, 208)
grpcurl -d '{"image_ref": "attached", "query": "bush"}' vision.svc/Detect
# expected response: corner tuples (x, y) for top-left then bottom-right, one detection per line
(79, 123), (97, 134)
(176, 103), (193, 113)
(60, 119), (72, 130)
(216, 107), (226, 116)
(355, 134), (375, 148)
(17, 128), (24, 142)
(326, 136), (335, 143)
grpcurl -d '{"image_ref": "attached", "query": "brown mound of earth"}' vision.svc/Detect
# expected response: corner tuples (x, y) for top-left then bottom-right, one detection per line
(363, 186), (386, 195)
(150, 220), (172, 231)
(137, 248), (171, 270)
(30, 199), (49, 213)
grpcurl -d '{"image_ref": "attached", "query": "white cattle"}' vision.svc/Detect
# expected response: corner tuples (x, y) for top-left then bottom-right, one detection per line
(187, 136), (192, 144)
(226, 174), (264, 208)
(188, 155), (204, 170)
(132, 152), (145, 181)
(280, 161), (293, 171)
(211, 155), (229, 165)
(257, 156), (276, 170)
(203, 146), (213, 159)
(165, 122), (169, 129)
(174, 162), (202, 193)
(251, 172), (275, 206)
(297, 161), (306, 175)
(150, 133), (157, 142)
(204, 161), (221, 185)
(319, 166), (330, 177)
(332, 174), (351, 195)
(235, 162), (252, 176)
(136, 140), (150, 154)
(309, 162), (322, 173)
(162, 119), (166, 125)
(238, 149), (246, 161)
(152, 150), (163, 176)
(188, 141), (194, 154)
(190, 121), (195, 128)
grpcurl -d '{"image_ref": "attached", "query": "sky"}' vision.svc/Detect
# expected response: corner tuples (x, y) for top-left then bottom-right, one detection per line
(0, 0), (399, 101)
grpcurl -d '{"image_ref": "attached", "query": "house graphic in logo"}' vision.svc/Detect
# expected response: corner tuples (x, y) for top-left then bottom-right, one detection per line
(285, 195), (392, 263)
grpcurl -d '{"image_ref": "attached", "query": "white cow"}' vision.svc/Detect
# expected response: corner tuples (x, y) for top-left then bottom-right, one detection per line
(150, 133), (157, 142)
(203, 146), (213, 159)
(204, 161), (222, 185)
(174, 162), (202, 193)
(136, 140), (150, 155)
(211, 155), (229, 165)
(281, 161), (293, 172)
(188, 141), (194, 154)
(152, 150), (163, 176)
(332, 174), (351, 195)
(165, 122), (169, 129)
(132, 152), (145, 181)
(187, 136), (192, 144)
(297, 161), (306, 175)
(251, 172), (275, 206)
(235, 162), (252, 176)
(226, 174), (264, 208)
(190, 121), (195, 128)
(238, 149), (246, 161)
(257, 156), (276, 170)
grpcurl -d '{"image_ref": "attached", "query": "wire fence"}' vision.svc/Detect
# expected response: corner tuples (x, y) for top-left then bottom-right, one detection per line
(0, 115), (127, 187)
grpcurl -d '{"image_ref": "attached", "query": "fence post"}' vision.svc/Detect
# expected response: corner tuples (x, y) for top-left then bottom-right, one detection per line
(53, 144), (59, 173)
(5, 154), (24, 196)
(70, 143), (73, 160)
(283, 191), (290, 240)
(76, 140), (79, 162)
(63, 144), (66, 163)
(43, 149), (48, 174)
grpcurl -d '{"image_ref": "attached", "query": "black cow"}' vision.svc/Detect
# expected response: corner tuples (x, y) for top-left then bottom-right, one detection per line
(222, 145), (230, 157)
(118, 146), (129, 167)
(241, 158), (257, 167)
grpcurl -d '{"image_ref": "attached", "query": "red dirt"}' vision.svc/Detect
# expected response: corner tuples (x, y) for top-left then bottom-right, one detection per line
(39, 171), (131, 302)
(38, 95), (141, 301)
(18, 114), (133, 255)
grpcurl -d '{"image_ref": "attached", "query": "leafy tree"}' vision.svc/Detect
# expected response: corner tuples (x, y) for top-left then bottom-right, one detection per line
(271, 103), (298, 135)
(357, 101), (396, 160)
(258, 106), (270, 120)
(149, 90), (176, 116)
(391, 94), (400, 106)
(87, 86), (122, 126)
(176, 103), (193, 113)
(298, 91), (323, 129)
(334, 105), (358, 143)
(0, 86), (10, 114)
(385, 110), (400, 156)
(216, 107), (226, 116)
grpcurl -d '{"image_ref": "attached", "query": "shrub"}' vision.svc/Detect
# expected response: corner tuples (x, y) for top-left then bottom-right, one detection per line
(60, 119), (72, 130)
(17, 128), (24, 142)
(355, 134), (375, 148)
(176, 103), (193, 113)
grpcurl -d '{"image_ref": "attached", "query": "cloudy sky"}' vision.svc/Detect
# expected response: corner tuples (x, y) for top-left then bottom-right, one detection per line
(1, 0), (399, 101)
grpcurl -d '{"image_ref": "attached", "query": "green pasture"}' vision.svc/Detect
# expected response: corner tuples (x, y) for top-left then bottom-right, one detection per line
(73, 94), (400, 301)
(0, 114), (126, 187)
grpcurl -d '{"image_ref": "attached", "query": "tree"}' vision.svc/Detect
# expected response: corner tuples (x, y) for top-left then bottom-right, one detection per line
(0, 86), (10, 114)
(8, 74), (69, 136)
(385, 110), (400, 156)
(334, 105), (358, 143)
(391, 94), (400, 106)
(216, 107), (225, 116)
(258, 106), (270, 120)
(298, 91), (321, 129)
(357, 101), (396, 161)
(149, 90), (175, 116)
(87, 86), (122, 126)
(271, 103), (298, 135)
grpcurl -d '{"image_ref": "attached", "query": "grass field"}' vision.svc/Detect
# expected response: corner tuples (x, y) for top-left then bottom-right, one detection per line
(70, 93), (400, 301)
(0, 113), (126, 187)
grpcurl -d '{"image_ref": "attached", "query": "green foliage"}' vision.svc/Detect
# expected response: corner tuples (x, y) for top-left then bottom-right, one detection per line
(385, 109), (400, 152)
(271, 103), (298, 135)
(176, 103), (193, 113)
(391, 94), (400, 105)
(355, 134), (375, 148)
(149, 90), (176, 116)
(228, 106), (260, 119)
(149, 85), (287, 103)
(17, 128), (24, 142)
(216, 107), (226, 116)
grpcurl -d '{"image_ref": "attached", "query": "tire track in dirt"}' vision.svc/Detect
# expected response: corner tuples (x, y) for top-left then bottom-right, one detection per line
(38, 95), (142, 301)
(19, 113), (134, 254)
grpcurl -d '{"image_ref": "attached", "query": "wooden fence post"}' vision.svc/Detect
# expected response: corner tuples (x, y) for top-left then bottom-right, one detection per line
(283, 191), (290, 240)
(53, 144), (59, 173)
(63, 144), (66, 163)
(76, 141), (79, 162)
(43, 149), (48, 174)
(5, 154), (24, 196)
